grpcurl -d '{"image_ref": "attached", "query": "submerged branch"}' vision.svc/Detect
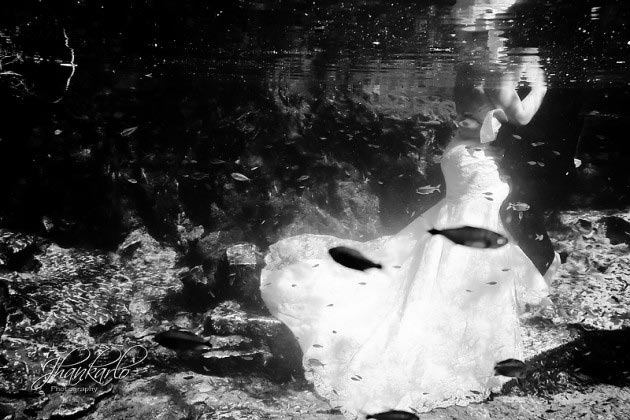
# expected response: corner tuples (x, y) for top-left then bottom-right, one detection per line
(54, 28), (77, 103)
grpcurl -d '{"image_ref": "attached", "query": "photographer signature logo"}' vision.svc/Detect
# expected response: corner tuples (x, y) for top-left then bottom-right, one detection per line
(31, 345), (148, 391)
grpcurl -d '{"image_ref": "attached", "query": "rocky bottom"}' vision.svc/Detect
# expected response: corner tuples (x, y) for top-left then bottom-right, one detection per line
(0, 209), (629, 420)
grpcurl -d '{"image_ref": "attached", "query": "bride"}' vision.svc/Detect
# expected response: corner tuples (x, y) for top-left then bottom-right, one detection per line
(260, 2), (556, 418)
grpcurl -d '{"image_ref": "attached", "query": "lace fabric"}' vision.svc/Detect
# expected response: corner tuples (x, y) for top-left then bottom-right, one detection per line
(260, 137), (550, 418)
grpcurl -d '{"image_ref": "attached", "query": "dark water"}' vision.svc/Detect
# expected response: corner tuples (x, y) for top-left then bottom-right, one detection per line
(0, 0), (629, 249)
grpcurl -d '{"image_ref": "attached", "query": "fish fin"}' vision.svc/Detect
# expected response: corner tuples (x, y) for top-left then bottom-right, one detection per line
(428, 228), (439, 235)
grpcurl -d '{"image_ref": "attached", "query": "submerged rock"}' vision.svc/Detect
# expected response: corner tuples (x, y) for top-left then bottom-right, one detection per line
(82, 372), (332, 420)
(0, 229), (39, 269)
(39, 393), (96, 420)
(203, 301), (303, 380)
(0, 242), (132, 398)
(204, 301), (280, 337)
(117, 228), (184, 329)
(193, 229), (246, 287)
(179, 265), (215, 307)
(37, 383), (114, 420)
(215, 244), (265, 310)
(598, 216), (630, 246)
(271, 181), (383, 244)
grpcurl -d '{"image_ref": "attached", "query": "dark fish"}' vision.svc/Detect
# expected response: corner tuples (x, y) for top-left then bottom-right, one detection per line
(154, 330), (212, 352)
(328, 246), (382, 271)
(366, 410), (419, 420)
(494, 359), (527, 378)
(428, 226), (508, 249)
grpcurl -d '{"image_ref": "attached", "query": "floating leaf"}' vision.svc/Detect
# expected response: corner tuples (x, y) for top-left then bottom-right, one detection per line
(313, 344), (323, 348)
(121, 126), (138, 137)
(297, 175), (310, 182)
(501, 268), (511, 272)
(487, 282), (497, 285)
(485, 197), (494, 201)
(231, 172), (252, 182)
(512, 134), (522, 140)
(326, 304), (334, 307)
(527, 161), (537, 165)
(210, 158), (226, 164)
(358, 282), (367, 285)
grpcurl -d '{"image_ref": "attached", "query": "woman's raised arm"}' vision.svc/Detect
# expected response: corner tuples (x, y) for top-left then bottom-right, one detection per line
(487, 64), (548, 126)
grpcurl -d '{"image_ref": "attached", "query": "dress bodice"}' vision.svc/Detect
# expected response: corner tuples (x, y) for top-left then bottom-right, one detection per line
(441, 139), (508, 201)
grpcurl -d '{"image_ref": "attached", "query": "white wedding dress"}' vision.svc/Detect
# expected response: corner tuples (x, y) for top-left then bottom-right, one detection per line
(259, 113), (550, 419)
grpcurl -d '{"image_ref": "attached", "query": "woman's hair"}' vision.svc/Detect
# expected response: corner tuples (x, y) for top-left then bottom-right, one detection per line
(435, 120), (458, 150)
